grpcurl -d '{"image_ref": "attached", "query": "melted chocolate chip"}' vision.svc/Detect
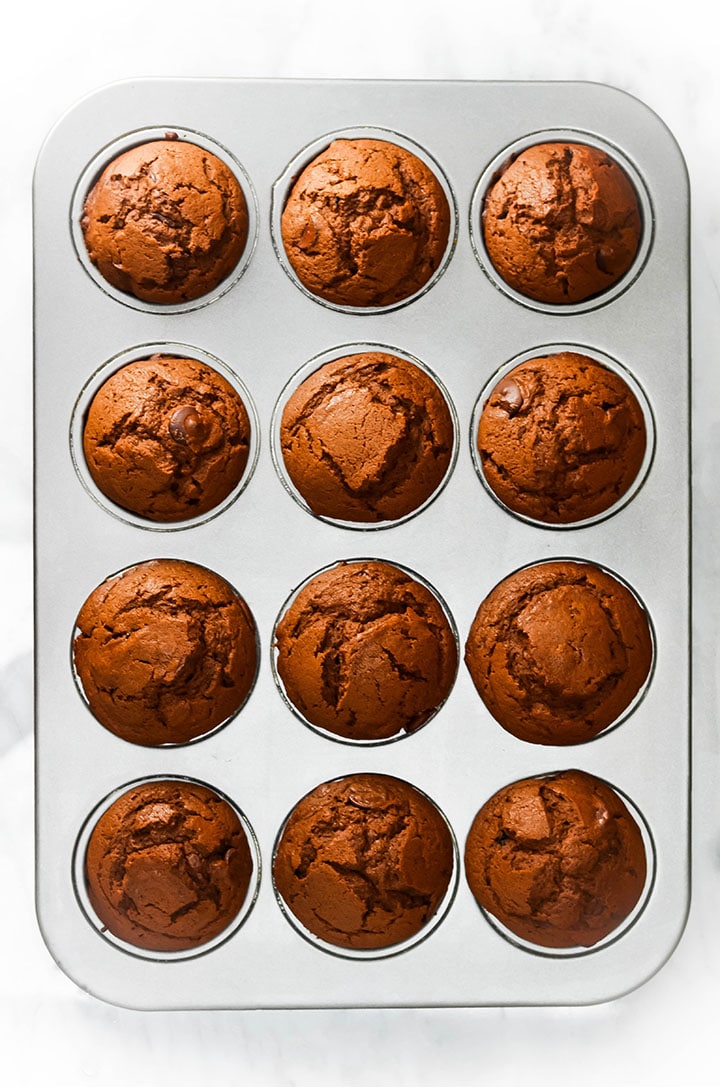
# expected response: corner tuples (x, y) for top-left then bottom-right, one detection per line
(169, 406), (204, 444)
(595, 245), (614, 274)
(495, 378), (524, 415)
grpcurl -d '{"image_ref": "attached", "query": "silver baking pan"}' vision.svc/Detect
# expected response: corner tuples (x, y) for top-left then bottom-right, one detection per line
(33, 78), (690, 1008)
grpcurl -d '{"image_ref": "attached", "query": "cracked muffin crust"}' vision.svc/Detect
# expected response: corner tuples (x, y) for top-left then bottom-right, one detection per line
(82, 354), (252, 523)
(280, 137), (451, 307)
(273, 773), (454, 950)
(464, 560), (653, 745)
(84, 778), (254, 951)
(477, 351), (647, 523)
(73, 559), (258, 746)
(464, 769), (648, 948)
(81, 137), (249, 304)
(279, 351), (455, 523)
(482, 142), (642, 304)
(274, 560), (458, 742)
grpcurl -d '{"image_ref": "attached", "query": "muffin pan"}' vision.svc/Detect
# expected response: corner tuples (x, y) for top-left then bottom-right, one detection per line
(33, 78), (690, 1008)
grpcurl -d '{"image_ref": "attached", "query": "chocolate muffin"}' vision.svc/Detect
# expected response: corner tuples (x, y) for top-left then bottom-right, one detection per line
(73, 559), (258, 745)
(279, 351), (454, 523)
(482, 142), (642, 304)
(477, 351), (647, 523)
(464, 770), (648, 949)
(81, 137), (249, 304)
(274, 560), (458, 742)
(273, 773), (454, 950)
(82, 354), (252, 523)
(85, 779), (254, 952)
(280, 137), (451, 307)
(464, 560), (653, 745)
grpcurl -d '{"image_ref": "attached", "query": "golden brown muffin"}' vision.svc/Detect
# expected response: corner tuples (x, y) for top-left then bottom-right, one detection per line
(482, 142), (642, 304)
(274, 560), (458, 741)
(477, 351), (647, 523)
(273, 773), (454, 950)
(82, 354), (252, 522)
(279, 352), (454, 523)
(280, 137), (450, 307)
(73, 559), (258, 745)
(464, 770), (648, 948)
(81, 137), (248, 304)
(85, 779), (254, 952)
(464, 560), (653, 745)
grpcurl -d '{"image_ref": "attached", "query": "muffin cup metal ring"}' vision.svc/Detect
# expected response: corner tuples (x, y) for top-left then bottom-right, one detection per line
(270, 126), (458, 315)
(271, 772), (459, 960)
(71, 126), (259, 314)
(270, 556), (460, 747)
(469, 343), (656, 530)
(466, 770), (656, 959)
(469, 128), (654, 315)
(72, 775), (262, 962)
(270, 341), (459, 531)
(69, 342), (260, 532)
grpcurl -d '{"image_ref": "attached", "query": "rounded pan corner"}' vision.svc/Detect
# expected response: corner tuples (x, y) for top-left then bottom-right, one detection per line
(581, 894), (692, 1010)
(33, 79), (131, 183)
(33, 898), (117, 1009)
(33, 77), (179, 191)
(33, 901), (186, 1012)
(573, 79), (690, 186)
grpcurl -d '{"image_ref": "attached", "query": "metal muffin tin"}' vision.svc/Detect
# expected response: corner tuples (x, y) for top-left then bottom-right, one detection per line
(33, 78), (690, 1009)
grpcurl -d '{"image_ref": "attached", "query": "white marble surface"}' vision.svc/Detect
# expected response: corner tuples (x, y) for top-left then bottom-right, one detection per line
(2, 0), (719, 1081)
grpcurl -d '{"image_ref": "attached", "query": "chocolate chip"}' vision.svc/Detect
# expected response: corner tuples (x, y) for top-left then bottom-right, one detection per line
(169, 406), (204, 444)
(595, 245), (613, 274)
(298, 219), (318, 250)
(495, 378), (523, 415)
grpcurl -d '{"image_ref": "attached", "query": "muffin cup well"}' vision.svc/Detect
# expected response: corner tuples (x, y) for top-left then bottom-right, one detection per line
(71, 126), (258, 314)
(271, 557), (460, 747)
(72, 775), (261, 962)
(464, 770), (656, 959)
(270, 342), (459, 530)
(70, 342), (260, 532)
(469, 343), (656, 529)
(464, 556), (657, 746)
(271, 772), (459, 959)
(270, 126), (457, 314)
(469, 129), (654, 315)
(70, 557), (261, 747)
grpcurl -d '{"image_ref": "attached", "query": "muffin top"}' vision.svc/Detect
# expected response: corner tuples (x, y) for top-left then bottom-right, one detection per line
(464, 560), (653, 745)
(274, 560), (458, 742)
(477, 351), (647, 523)
(279, 351), (454, 523)
(81, 137), (248, 304)
(85, 779), (253, 951)
(83, 354), (252, 523)
(482, 142), (642, 304)
(280, 138), (451, 307)
(464, 769), (647, 948)
(273, 773), (454, 950)
(74, 559), (258, 746)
